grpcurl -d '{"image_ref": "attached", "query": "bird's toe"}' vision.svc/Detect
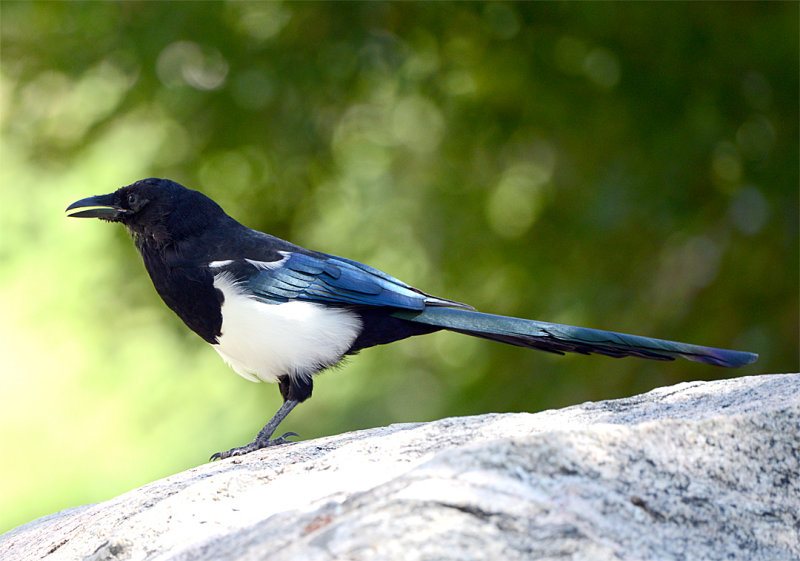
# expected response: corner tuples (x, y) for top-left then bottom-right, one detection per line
(209, 432), (300, 461)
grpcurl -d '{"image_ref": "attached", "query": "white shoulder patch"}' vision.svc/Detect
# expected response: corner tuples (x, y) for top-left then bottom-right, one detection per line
(245, 252), (290, 271)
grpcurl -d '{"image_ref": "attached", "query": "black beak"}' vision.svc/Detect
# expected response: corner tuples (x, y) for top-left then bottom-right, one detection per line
(66, 193), (126, 219)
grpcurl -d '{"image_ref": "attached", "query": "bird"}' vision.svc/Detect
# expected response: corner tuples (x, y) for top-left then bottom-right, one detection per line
(66, 178), (758, 460)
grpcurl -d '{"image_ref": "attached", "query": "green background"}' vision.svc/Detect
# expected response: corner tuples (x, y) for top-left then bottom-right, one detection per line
(1, 2), (797, 533)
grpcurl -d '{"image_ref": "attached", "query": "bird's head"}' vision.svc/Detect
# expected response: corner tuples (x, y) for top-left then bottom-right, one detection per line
(66, 178), (226, 245)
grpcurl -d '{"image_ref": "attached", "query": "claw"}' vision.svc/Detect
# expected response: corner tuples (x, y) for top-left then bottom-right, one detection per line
(209, 432), (301, 461)
(210, 400), (302, 461)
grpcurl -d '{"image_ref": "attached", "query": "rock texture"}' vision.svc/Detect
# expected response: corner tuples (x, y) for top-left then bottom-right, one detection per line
(2, 373), (798, 561)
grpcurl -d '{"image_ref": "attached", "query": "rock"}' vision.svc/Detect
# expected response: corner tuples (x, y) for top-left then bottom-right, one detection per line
(2, 373), (798, 561)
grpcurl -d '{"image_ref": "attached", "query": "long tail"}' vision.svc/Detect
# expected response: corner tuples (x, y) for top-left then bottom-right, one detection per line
(392, 307), (757, 368)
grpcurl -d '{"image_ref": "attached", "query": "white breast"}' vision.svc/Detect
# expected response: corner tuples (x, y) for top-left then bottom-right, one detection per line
(211, 273), (362, 384)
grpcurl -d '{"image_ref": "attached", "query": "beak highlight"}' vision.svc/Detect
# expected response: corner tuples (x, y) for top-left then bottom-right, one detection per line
(66, 194), (125, 219)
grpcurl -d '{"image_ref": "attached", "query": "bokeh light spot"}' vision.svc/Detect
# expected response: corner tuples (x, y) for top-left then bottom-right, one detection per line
(711, 142), (742, 187)
(651, 235), (722, 318)
(483, 3), (521, 40)
(444, 69), (477, 96)
(584, 47), (620, 89)
(391, 95), (445, 153)
(487, 160), (553, 239)
(728, 186), (769, 236)
(403, 31), (440, 81)
(736, 115), (775, 160)
(229, 1), (292, 42)
(157, 41), (229, 91)
(741, 72), (773, 111)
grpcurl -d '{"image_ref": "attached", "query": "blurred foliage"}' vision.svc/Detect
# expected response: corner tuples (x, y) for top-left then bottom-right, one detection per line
(1, 1), (797, 533)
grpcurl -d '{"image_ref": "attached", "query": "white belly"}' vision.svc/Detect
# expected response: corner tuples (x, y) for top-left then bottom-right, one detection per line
(212, 274), (362, 383)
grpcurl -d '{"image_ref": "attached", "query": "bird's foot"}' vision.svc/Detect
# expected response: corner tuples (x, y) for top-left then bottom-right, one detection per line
(210, 432), (299, 461)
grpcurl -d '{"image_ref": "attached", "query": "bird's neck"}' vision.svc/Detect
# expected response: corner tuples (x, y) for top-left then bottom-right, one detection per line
(135, 234), (223, 344)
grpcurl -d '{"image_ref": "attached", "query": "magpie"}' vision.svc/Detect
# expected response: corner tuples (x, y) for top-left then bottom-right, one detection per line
(66, 178), (758, 460)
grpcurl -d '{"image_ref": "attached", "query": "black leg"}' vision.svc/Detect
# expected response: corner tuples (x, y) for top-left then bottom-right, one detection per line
(210, 399), (300, 460)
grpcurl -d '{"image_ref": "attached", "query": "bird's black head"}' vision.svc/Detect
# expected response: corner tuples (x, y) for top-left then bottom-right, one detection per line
(66, 178), (227, 246)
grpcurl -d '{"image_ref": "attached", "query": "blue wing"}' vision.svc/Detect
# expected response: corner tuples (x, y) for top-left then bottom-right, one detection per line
(213, 252), (471, 311)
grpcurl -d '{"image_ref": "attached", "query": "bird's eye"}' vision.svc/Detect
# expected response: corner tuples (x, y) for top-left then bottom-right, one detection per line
(127, 193), (138, 207)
